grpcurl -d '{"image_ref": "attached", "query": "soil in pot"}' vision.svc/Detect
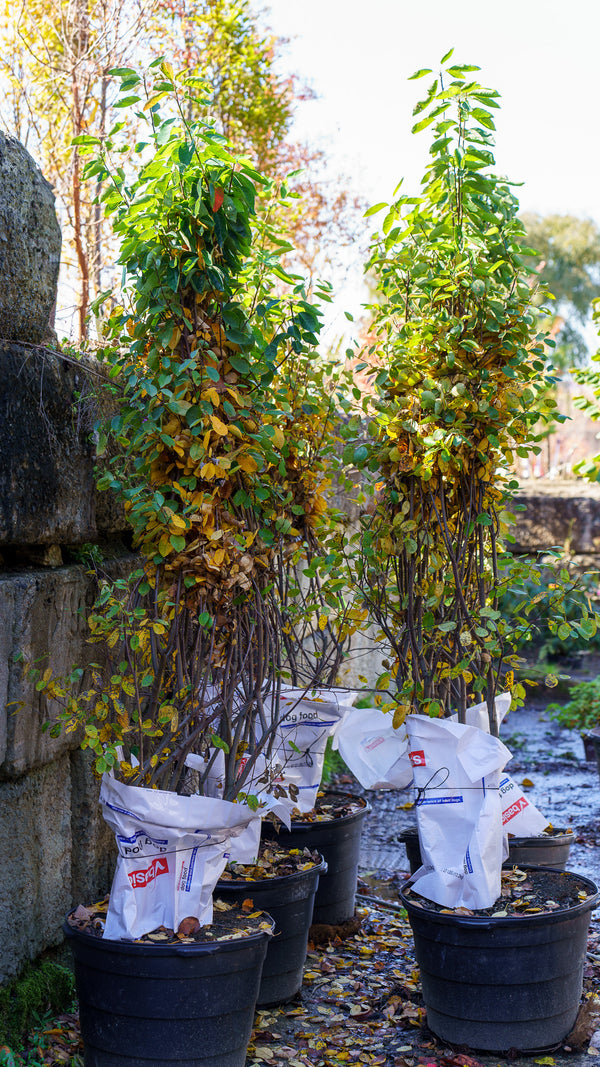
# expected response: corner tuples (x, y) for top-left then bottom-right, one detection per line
(262, 790), (371, 924)
(216, 842), (325, 1006)
(401, 866), (600, 1053)
(64, 899), (274, 1067)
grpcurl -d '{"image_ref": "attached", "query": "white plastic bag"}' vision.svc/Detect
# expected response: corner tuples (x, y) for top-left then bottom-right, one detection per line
(100, 775), (261, 940)
(406, 714), (512, 910)
(499, 774), (549, 836)
(262, 685), (357, 812)
(331, 706), (413, 790)
(463, 692), (512, 733)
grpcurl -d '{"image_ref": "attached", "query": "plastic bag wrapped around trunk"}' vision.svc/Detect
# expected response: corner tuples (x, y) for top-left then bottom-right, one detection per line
(331, 705), (413, 790)
(262, 685), (357, 812)
(406, 714), (512, 910)
(461, 694), (550, 839)
(499, 773), (548, 836)
(100, 775), (261, 940)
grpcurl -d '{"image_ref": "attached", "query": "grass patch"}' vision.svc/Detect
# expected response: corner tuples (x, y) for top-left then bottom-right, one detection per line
(0, 959), (75, 1050)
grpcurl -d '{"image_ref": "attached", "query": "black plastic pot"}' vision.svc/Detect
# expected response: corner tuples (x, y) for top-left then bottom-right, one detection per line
(582, 732), (597, 762)
(397, 827), (422, 875)
(401, 867), (600, 1053)
(590, 731), (600, 781)
(507, 830), (573, 870)
(216, 854), (326, 1006)
(64, 911), (273, 1066)
(262, 792), (370, 924)
(398, 826), (573, 873)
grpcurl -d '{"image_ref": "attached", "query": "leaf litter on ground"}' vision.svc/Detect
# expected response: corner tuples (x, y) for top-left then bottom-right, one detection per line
(8, 897), (600, 1067)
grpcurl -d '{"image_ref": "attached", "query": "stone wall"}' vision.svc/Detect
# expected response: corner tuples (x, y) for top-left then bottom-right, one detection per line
(512, 479), (600, 557)
(0, 344), (134, 982)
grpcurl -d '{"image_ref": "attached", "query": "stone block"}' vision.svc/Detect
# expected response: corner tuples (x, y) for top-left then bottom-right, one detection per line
(0, 345), (96, 546)
(0, 132), (61, 345)
(70, 749), (117, 906)
(0, 554), (137, 779)
(0, 758), (71, 983)
(511, 479), (600, 554)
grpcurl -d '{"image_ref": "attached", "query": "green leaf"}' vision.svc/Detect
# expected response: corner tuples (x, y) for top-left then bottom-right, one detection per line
(409, 66), (437, 87)
(440, 48), (454, 63)
(364, 202), (388, 217)
(210, 734), (230, 753)
(72, 134), (102, 146)
(113, 94), (141, 108)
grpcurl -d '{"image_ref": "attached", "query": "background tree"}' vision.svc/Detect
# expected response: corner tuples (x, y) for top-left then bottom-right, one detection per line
(0, 0), (160, 339)
(521, 212), (600, 369)
(0, 0), (363, 340)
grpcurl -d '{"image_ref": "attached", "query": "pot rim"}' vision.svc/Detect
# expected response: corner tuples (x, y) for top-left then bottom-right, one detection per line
(216, 853), (327, 890)
(508, 830), (573, 847)
(400, 865), (600, 929)
(288, 790), (371, 830)
(63, 910), (275, 956)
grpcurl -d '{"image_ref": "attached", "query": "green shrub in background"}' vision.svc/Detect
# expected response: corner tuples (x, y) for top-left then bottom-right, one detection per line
(497, 565), (600, 663)
(0, 960), (74, 1049)
(321, 737), (350, 784)
(548, 677), (600, 734)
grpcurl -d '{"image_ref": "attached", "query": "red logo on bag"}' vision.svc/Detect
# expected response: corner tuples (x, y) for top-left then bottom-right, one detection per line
(409, 749), (426, 767)
(128, 856), (169, 889)
(502, 798), (528, 825)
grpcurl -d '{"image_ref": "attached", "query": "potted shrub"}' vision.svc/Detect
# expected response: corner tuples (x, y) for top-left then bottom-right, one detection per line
(344, 51), (600, 1051)
(25, 61), (349, 1065)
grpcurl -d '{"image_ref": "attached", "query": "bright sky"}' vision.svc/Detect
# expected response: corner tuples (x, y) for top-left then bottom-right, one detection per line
(266, 0), (600, 341)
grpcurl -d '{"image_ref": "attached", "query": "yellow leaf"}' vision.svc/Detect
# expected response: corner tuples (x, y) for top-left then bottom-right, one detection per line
(318, 614), (328, 631)
(167, 326), (181, 351)
(272, 425), (284, 449)
(393, 705), (409, 729)
(170, 514), (187, 530)
(505, 670), (514, 688)
(203, 387), (220, 407)
(237, 453), (258, 473)
(210, 415), (228, 436)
